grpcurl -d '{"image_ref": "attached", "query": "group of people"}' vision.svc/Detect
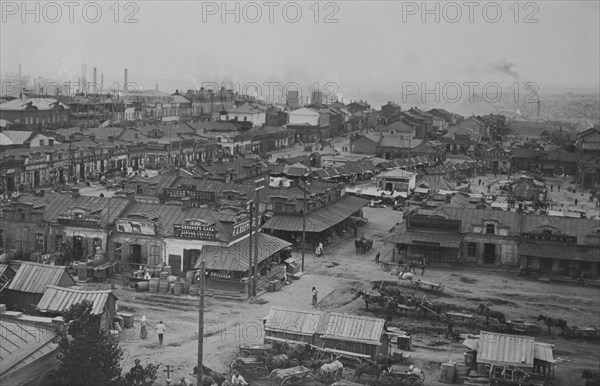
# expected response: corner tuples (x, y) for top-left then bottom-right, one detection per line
(314, 242), (324, 257)
(138, 315), (166, 344)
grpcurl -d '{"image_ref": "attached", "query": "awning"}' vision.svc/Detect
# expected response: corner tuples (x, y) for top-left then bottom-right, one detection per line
(263, 196), (368, 233)
(194, 233), (291, 272)
(519, 243), (599, 263)
(382, 231), (462, 248)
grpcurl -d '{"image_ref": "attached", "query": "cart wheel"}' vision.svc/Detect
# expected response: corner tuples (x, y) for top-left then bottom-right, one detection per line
(238, 350), (252, 358)
(281, 376), (294, 386)
(382, 263), (391, 272)
(405, 375), (420, 385)
(418, 372), (425, 384)
(269, 369), (281, 386)
(253, 366), (268, 378)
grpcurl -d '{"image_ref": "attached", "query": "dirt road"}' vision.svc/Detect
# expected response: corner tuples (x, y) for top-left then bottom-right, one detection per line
(107, 207), (599, 386)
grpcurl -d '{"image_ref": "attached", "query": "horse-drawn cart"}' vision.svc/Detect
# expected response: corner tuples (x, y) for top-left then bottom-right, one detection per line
(381, 261), (402, 272)
(383, 365), (425, 385)
(410, 279), (444, 293)
(238, 343), (272, 358)
(230, 357), (269, 380)
(269, 365), (315, 386)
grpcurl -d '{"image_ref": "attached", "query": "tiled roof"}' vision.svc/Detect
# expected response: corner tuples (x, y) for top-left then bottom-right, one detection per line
(197, 233), (291, 272)
(37, 285), (116, 315)
(0, 131), (33, 144)
(321, 313), (385, 345)
(7, 262), (75, 294)
(264, 307), (325, 336)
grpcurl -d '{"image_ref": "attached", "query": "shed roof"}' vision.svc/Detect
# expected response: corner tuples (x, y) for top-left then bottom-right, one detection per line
(7, 262), (75, 294)
(36, 285), (116, 315)
(264, 307), (324, 336)
(0, 319), (58, 378)
(476, 332), (535, 367)
(321, 313), (385, 345)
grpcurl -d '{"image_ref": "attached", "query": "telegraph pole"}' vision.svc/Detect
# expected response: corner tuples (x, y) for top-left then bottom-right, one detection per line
(248, 201), (254, 298)
(301, 176), (307, 272)
(252, 177), (265, 297)
(197, 260), (205, 385)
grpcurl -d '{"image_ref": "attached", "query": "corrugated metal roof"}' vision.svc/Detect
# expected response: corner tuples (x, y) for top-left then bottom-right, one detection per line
(36, 285), (116, 315)
(321, 313), (385, 345)
(477, 332), (535, 367)
(381, 230), (462, 248)
(7, 262), (75, 294)
(534, 343), (555, 363)
(196, 233), (291, 272)
(263, 195), (367, 233)
(0, 319), (58, 375)
(264, 308), (324, 336)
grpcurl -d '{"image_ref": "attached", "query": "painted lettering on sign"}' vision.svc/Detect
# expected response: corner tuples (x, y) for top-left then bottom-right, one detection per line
(115, 219), (156, 235)
(408, 215), (461, 231)
(522, 233), (576, 243)
(233, 219), (251, 236)
(173, 224), (216, 240)
(163, 188), (215, 201)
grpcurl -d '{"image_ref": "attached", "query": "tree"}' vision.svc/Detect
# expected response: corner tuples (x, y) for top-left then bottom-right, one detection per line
(57, 300), (123, 385)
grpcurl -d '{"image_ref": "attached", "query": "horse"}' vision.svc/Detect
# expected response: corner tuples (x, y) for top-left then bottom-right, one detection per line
(355, 360), (387, 382)
(392, 269), (414, 281)
(271, 341), (308, 361)
(537, 314), (568, 335)
(478, 303), (506, 325)
(373, 283), (403, 298)
(357, 290), (385, 310)
(305, 359), (331, 371)
(320, 360), (344, 380)
(375, 354), (397, 371)
(582, 369), (600, 386)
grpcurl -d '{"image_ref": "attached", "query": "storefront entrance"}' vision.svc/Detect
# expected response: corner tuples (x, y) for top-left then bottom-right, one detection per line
(484, 243), (496, 264)
(130, 244), (142, 265)
(183, 249), (201, 274)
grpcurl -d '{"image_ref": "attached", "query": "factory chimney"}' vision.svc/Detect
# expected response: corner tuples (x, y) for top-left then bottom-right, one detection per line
(156, 84), (159, 91)
(18, 64), (21, 89)
(101, 73), (104, 93)
(124, 68), (128, 92)
(82, 63), (87, 90)
(93, 67), (97, 94)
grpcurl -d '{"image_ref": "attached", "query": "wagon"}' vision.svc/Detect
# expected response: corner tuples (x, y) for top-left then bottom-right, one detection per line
(269, 365), (315, 386)
(410, 279), (444, 293)
(383, 367), (425, 385)
(381, 261), (402, 272)
(238, 343), (272, 358)
(230, 357), (269, 380)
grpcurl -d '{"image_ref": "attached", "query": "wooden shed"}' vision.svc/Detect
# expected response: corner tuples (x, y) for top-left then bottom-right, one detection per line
(5, 262), (75, 313)
(263, 307), (325, 346)
(318, 312), (389, 360)
(36, 285), (118, 331)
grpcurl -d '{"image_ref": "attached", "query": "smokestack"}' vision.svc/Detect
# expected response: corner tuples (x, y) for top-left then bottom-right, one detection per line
(93, 67), (97, 91)
(156, 84), (159, 91)
(101, 73), (104, 92)
(82, 63), (87, 90)
(124, 68), (128, 92)
(18, 64), (21, 87)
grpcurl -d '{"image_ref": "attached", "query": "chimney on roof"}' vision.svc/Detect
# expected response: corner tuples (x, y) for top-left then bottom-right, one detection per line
(181, 197), (190, 209)
(71, 187), (80, 198)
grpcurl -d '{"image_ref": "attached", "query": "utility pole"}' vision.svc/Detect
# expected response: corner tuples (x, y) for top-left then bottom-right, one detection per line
(248, 201), (254, 298)
(197, 260), (205, 386)
(252, 177), (265, 297)
(301, 175), (307, 272)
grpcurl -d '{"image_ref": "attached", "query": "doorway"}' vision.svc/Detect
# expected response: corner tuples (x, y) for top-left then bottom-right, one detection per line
(130, 244), (142, 265)
(73, 236), (83, 261)
(34, 170), (40, 187)
(484, 243), (496, 264)
(183, 249), (201, 274)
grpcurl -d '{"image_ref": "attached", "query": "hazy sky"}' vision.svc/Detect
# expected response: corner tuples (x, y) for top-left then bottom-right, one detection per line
(2, 0), (599, 100)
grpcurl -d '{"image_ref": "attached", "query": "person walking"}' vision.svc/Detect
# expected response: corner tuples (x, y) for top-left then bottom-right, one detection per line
(156, 321), (166, 345)
(375, 252), (381, 264)
(312, 287), (318, 307)
(139, 315), (149, 339)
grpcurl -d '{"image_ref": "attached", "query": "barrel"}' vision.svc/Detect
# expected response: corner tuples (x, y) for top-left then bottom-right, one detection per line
(162, 265), (172, 275)
(183, 280), (190, 295)
(78, 263), (87, 281)
(167, 275), (178, 284)
(158, 281), (170, 294)
(120, 313), (134, 329)
(149, 278), (160, 293)
(185, 271), (195, 284)
(439, 362), (456, 384)
(455, 363), (470, 382)
(188, 285), (198, 296)
(110, 330), (120, 342)
(159, 271), (169, 281)
(135, 281), (150, 292)
(173, 282), (183, 295)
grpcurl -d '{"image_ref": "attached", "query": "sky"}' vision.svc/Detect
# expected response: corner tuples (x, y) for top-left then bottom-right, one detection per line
(2, 0), (599, 103)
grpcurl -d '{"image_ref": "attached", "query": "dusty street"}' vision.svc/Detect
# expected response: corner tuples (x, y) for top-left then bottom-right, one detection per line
(86, 207), (600, 386)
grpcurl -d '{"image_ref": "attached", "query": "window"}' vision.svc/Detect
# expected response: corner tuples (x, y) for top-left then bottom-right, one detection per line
(274, 202), (283, 212)
(35, 234), (44, 252)
(467, 242), (477, 257)
(18, 209), (25, 220)
(115, 242), (123, 261)
(55, 234), (63, 252)
(485, 224), (495, 234)
(39, 139), (45, 146)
